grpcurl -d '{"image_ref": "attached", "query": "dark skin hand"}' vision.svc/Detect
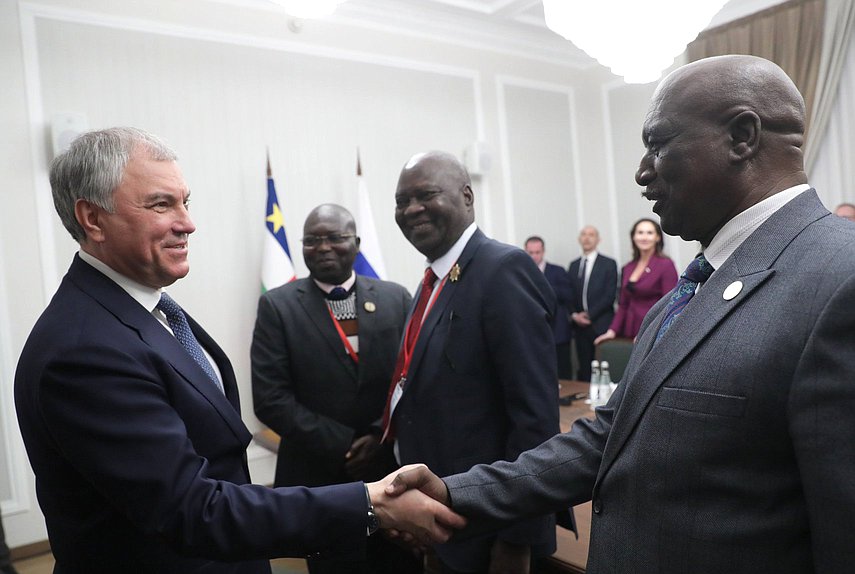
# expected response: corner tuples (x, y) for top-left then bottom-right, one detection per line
(344, 434), (382, 480)
(385, 466), (531, 570)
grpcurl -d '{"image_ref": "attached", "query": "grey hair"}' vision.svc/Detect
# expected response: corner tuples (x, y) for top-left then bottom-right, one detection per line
(49, 127), (177, 242)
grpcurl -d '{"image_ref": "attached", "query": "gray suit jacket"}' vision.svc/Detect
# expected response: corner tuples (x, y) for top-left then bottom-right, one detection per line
(445, 190), (855, 573)
(251, 274), (411, 487)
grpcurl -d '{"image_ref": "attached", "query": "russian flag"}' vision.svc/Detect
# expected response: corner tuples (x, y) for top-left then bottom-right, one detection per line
(353, 150), (387, 279)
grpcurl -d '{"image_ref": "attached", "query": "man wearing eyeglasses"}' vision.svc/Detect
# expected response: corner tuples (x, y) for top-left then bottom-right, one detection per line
(251, 204), (419, 574)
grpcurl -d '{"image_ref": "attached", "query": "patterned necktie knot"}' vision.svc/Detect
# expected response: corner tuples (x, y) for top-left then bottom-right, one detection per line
(683, 253), (714, 284)
(655, 254), (715, 342)
(157, 293), (224, 394)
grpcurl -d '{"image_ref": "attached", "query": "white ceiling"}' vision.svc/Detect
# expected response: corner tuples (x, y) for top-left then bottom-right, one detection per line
(218, 0), (792, 69)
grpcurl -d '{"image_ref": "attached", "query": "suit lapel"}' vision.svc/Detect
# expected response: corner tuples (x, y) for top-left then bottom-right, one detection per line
(297, 280), (359, 382)
(354, 275), (376, 386)
(68, 257), (251, 444)
(405, 230), (486, 388)
(597, 190), (829, 480)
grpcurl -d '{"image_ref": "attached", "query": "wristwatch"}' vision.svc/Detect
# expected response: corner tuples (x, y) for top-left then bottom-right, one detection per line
(364, 484), (380, 536)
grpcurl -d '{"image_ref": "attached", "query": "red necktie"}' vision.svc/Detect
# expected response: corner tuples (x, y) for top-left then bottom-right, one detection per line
(381, 267), (438, 441)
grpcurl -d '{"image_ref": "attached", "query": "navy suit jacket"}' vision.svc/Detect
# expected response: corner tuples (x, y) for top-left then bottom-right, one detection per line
(567, 253), (618, 335)
(543, 262), (573, 344)
(14, 256), (367, 574)
(445, 191), (855, 573)
(394, 229), (560, 571)
(251, 275), (411, 486)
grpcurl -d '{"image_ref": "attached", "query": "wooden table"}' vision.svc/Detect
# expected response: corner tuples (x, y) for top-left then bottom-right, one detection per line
(543, 380), (595, 574)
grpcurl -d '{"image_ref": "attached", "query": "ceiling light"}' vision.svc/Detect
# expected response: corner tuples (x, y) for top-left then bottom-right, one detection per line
(268, 0), (347, 19)
(542, 0), (728, 84)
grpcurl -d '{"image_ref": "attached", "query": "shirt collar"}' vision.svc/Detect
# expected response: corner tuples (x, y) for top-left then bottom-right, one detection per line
(313, 270), (357, 294)
(428, 222), (478, 279)
(704, 184), (810, 270)
(78, 249), (162, 312)
(536, 260), (547, 273)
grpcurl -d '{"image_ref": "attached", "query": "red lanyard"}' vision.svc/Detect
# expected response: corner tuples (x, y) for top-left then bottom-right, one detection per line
(326, 305), (359, 364)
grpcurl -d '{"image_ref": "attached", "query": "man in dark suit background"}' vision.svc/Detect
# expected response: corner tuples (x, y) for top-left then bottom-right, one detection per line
(389, 55), (855, 573)
(14, 127), (463, 574)
(385, 151), (561, 574)
(567, 226), (617, 381)
(524, 235), (573, 379)
(251, 204), (420, 574)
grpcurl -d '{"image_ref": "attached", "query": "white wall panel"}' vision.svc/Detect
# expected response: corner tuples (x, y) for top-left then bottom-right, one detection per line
(497, 78), (580, 267)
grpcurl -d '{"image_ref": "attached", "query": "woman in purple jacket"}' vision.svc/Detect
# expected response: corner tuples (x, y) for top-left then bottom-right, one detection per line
(596, 218), (677, 343)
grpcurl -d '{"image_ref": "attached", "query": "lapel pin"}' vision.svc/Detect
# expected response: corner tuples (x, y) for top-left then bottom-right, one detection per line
(363, 301), (376, 313)
(449, 263), (461, 282)
(723, 281), (743, 301)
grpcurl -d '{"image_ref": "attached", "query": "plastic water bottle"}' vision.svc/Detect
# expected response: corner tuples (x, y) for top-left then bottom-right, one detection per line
(599, 361), (612, 405)
(588, 360), (600, 409)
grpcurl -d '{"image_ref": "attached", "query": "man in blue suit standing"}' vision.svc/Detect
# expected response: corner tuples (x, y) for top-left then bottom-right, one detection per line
(14, 127), (463, 574)
(524, 236), (573, 380)
(384, 151), (562, 574)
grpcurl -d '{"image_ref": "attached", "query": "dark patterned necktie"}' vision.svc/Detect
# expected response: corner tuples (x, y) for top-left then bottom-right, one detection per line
(157, 293), (224, 394)
(655, 254), (715, 342)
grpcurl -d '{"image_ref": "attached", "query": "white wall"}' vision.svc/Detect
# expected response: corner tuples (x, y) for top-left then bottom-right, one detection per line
(0, 0), (693, 548)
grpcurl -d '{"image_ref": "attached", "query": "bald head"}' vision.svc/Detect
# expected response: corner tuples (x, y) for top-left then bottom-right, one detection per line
(835, 203), (855, 222)
(578, 225), (600, 254)
(304, 204), (356, 234)
(395, 151), (475, 260)
(636, 55), (808, 246)
(302, 204), (359, 284)
(655, 55), (805, 140)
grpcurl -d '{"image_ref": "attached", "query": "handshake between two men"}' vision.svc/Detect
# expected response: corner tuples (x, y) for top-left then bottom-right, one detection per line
(367, 464), (461, 548)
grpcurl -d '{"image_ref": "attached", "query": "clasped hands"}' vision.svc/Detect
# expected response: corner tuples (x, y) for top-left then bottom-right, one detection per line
(366, 464), (462, 549)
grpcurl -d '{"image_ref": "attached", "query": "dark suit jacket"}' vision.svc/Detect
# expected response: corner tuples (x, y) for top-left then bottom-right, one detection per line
(14, 256), (367, 574)
(394, 229), (560, 571)
(444, 191), (855, 573)
(567, 253), (618, 335)
(543, 262), (573, 344)
(251, 275), (411, 486)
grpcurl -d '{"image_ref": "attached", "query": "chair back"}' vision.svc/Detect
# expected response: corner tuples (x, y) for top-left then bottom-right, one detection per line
(595, 338), (634, 382)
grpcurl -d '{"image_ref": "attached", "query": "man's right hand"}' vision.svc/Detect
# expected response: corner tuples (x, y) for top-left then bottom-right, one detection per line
(367, 464), (463, 546)
(385, 463), (450, 505)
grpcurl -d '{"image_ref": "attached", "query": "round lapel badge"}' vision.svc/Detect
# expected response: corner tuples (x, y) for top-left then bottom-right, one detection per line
(723, 281), (743, 301)
(364, 301), (376, 313)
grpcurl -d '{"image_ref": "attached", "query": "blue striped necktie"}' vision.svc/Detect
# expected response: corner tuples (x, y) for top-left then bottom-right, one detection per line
(655, 254), (715, 342)
(157, 293), (224, 394)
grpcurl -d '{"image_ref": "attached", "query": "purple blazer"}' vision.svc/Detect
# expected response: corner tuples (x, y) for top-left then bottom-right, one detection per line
(609, 254), (678, 338)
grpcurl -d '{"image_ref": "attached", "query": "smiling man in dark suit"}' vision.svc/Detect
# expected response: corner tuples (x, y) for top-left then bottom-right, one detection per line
(251, 204), (420, 574)
(385, 151), (562, 574)
(14, 128), (463, 574)
(389, 55), (855, 573)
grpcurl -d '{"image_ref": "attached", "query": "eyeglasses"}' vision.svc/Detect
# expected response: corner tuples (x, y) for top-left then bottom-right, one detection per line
(300, 233), (356, 248)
